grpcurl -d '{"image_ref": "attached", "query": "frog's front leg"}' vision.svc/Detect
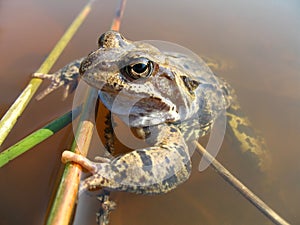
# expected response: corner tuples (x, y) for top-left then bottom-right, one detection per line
(62, 124), (191, 195)
(33, 58), (84, 100)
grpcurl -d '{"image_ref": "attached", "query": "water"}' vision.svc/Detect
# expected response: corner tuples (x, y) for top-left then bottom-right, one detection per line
(0, 0), (299, 224)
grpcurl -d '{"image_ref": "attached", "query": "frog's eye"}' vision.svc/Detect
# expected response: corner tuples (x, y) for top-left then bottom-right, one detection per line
(122, 59), (154, 80)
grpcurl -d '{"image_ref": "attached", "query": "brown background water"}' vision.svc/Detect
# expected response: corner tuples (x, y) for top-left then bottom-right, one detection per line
(0, 0), (299, 224)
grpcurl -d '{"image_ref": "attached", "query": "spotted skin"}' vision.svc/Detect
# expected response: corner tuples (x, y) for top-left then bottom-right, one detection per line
(34, 31), (268, 194)
(73, 124), (191, 194)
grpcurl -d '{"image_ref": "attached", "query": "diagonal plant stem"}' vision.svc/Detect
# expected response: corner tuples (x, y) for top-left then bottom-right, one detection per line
(46, 1), (127, 225)
(0, 106), (81, 168)
(194, 141), (290, 225)
(46, 88), (98, 225)
(0, 0), (95, 147)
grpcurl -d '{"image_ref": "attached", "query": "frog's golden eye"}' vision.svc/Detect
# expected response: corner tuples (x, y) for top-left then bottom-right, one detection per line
(122, 59), (154, 80)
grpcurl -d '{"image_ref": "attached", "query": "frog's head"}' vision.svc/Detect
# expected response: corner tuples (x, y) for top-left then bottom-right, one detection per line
(79, 31), (202, 127)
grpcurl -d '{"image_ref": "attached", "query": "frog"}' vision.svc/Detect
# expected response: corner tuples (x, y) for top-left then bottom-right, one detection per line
(33, 30), (268, 194)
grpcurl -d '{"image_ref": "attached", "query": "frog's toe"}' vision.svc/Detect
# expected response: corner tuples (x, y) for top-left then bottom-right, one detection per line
(94, 156), (111, 163)
(33, 72), (65, 100)
(61, 151), (99, 173)
(33, 72), (54, 79)
(35, 81), (64, 100)
(62, 79), (78, 100)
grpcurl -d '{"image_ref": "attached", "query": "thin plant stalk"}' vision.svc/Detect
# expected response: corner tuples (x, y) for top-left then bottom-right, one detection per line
(0, 0), (95, 147)
(46, 1), (127, 225)
(46, 88), (98, 225)
(0, 106), (81, 168)
(194, 141), (290, 225)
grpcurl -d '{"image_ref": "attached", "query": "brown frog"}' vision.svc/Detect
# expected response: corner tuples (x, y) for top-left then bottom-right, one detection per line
(34, 31), (267, 194)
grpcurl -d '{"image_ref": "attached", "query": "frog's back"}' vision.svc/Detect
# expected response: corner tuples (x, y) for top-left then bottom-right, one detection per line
(166, 51), (230, 120)
(166, 51), (269, 171)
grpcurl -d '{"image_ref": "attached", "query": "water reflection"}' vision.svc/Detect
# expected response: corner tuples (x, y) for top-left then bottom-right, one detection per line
(0, 0), (299, 224)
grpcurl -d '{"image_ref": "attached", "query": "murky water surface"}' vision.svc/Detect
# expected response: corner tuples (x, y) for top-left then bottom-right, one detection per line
(0, 0), (299, 224)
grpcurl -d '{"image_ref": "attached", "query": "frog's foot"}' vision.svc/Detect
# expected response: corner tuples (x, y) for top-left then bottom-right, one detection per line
(32, 58), (84, 100)
(226, 98), (271, 172)
(61, 151), (115, 195)
(33, 71), (79, 100)
(33, 73), (64, 100)
(96, 192), (117, 225)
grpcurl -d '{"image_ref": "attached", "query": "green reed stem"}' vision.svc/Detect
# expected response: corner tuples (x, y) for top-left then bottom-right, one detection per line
(0, 0), (94, 147)
(0, 106), (81, 168)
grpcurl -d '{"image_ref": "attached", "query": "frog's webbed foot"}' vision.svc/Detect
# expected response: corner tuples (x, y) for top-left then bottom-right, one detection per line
(62, 151), (114, 195)
(33, 58), (84, 100)
(33, 72), (78, 100)
(226, 94), (271, 172)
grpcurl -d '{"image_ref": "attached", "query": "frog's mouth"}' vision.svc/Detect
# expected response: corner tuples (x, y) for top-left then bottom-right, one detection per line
(127, 99), (180, 127)
(99, 91), (180, 127)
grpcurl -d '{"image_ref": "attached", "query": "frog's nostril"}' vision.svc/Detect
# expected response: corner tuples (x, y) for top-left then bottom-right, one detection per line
(79, 63), (86, 75)
(97, 33), (107, 48)
(79, 58), (91, 75)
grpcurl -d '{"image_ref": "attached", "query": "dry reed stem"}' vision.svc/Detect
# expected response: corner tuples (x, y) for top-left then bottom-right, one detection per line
(194, 141), (290, 225)
(46, 88), (98, 225)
